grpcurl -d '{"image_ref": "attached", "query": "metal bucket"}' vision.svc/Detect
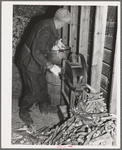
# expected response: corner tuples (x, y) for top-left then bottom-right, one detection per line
(47, 46), (71, 65)
(46, 70), (61, 106)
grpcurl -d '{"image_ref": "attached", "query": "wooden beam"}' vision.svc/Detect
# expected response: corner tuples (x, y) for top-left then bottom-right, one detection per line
(79, 6), (90, 62)
(109, 28), (118, 114)
(57, 29), (62, 37)
(69, 6), (78, 53)
(104, 35), (114, 50)
(101, 74), (109, 91)
(88, 42), (93, 55)
(100, 87), (108, 104)
(62, 6), (69, 45)
(103, 48), (113, 65)
(90, 6), (108, 92)
(102, 62), (111, 77)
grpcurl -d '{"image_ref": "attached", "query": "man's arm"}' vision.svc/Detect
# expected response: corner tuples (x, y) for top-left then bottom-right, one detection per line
(31, 28), (53, 69)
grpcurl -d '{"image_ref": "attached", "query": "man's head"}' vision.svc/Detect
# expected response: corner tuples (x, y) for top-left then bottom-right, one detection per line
(53, 8), (71, 29)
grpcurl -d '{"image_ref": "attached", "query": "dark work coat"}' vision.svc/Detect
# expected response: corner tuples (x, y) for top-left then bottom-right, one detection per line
(16, 18), (60, 73)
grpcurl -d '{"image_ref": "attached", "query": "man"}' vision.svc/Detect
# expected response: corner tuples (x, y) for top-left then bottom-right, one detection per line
(16, 8), (71, 127)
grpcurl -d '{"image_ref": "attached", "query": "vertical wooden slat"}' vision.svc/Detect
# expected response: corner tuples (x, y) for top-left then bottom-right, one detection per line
(79, 6), (90, 62)
(62, 5), (69, 45)
(57, 29), (62, 37)
(90, 6), (108, 92)
(69, 6), (78, 53)
(109, 29), (118, 114)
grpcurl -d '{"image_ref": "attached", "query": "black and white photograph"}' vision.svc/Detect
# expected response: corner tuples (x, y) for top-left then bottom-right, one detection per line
(1, 1), (120, 148)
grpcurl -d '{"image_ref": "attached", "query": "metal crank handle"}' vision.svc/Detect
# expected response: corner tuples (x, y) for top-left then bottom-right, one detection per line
(67, 78), (76, 91)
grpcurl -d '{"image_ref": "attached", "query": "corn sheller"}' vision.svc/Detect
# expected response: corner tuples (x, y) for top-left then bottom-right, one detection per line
(60, 52), (107, 121)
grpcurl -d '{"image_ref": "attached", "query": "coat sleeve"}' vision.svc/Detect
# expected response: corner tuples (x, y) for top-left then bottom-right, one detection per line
(31, 27), (54, 69)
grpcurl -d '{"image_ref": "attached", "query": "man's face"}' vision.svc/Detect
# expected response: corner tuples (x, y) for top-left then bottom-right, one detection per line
(56, 21), (66, 29)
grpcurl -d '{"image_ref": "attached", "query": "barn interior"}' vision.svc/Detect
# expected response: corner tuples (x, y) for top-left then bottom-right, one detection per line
(12, 5), (118, 146)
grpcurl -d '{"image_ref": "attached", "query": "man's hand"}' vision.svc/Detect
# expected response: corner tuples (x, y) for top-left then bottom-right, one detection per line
(50, 65), (61, 76)
(52, 45), (59, 50)
(55, 39), (65, 49)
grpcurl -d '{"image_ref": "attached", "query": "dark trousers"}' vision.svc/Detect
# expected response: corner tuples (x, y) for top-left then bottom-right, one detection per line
(19, 70), (49, 125)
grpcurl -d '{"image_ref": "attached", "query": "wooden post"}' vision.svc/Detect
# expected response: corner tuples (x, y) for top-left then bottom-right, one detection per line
(69, 6), (78, 53)
(109, 29), (118, 114)
(62, 6), (69, 45)
(58, 29), (62, 37)
(79, 6), (90, 62)
(90, 6), (108, 92)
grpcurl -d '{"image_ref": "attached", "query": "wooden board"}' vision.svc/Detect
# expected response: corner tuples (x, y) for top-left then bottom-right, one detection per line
(103, 48), (113, 65)
(69, 6), (78, 53)
(109, 27), (118, 114)
(106, 21), (117, 36)
(90, 6), (108, 92)
(104, 35), (114, 50)
(106, 21), (116, 28)
(100, 87), (108, 104)
(102, 62), (111, 77)
(57, 29), (62, 37)
(101, 74), (109, 91)
(87, 64), (91, 84)
(107, 6), (117, 22)
(62, 6), (69, 45)
(87, 42), (93, 55)
(101, 6), (117, 111)
(89, 6), (95, 31)
(79, 6), (90, 61)
(89, 31), (93, 43)
(87, 54), (91, 65)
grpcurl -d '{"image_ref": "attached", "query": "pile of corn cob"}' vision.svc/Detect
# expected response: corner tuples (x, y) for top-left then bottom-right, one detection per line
(75, 89), (107, 114)
(12, 82), (116, 146)
(13, 15), (30, 57)
(12, 112), (116, 145)
(13, 5), (47, 18)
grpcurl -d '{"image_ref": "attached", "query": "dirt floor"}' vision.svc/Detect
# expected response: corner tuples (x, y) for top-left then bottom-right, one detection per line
(12, 98), (60, 133)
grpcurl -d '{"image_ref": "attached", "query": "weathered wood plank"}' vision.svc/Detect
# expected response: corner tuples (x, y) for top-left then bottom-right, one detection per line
(62, 6), (69, 45)
(88, 6), (95, 49)
(106, 21), (116, 36)
(87, 64), (90, 84)
(101, 74), (109, 91)
(57, 29), (62, 37)
(89, 7), (95, 31)
(90, 6), (108, 92)
(62, 24), (68, 45)
(87, 54), (91, 65)
(79, 6), (90, 62)
(106, 21), (116, 28)
(103, 48), (113, 65)
(106, 22), (116, 36)
(109, 27), (118, 114)
(106, 26), (116, 36)
(69, 6), (78, 53)
(88, 42), (93, 55)
(102, 62), (111, 77)
(89, 31), (93, 43)
(87, 54), (90, 65)
(107, 6), (117, 22)
(100, 87), (108, 105)
(104, 35), (114, 50)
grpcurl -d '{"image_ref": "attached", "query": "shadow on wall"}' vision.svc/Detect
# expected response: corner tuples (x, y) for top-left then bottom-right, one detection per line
(14, 5), (61, 64)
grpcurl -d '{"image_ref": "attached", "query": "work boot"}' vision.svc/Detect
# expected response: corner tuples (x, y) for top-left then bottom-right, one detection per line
(19, 109), (34, 126)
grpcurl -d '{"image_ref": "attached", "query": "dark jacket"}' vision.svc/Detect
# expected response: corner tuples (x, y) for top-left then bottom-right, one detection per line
(16, 18), (60, 73)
